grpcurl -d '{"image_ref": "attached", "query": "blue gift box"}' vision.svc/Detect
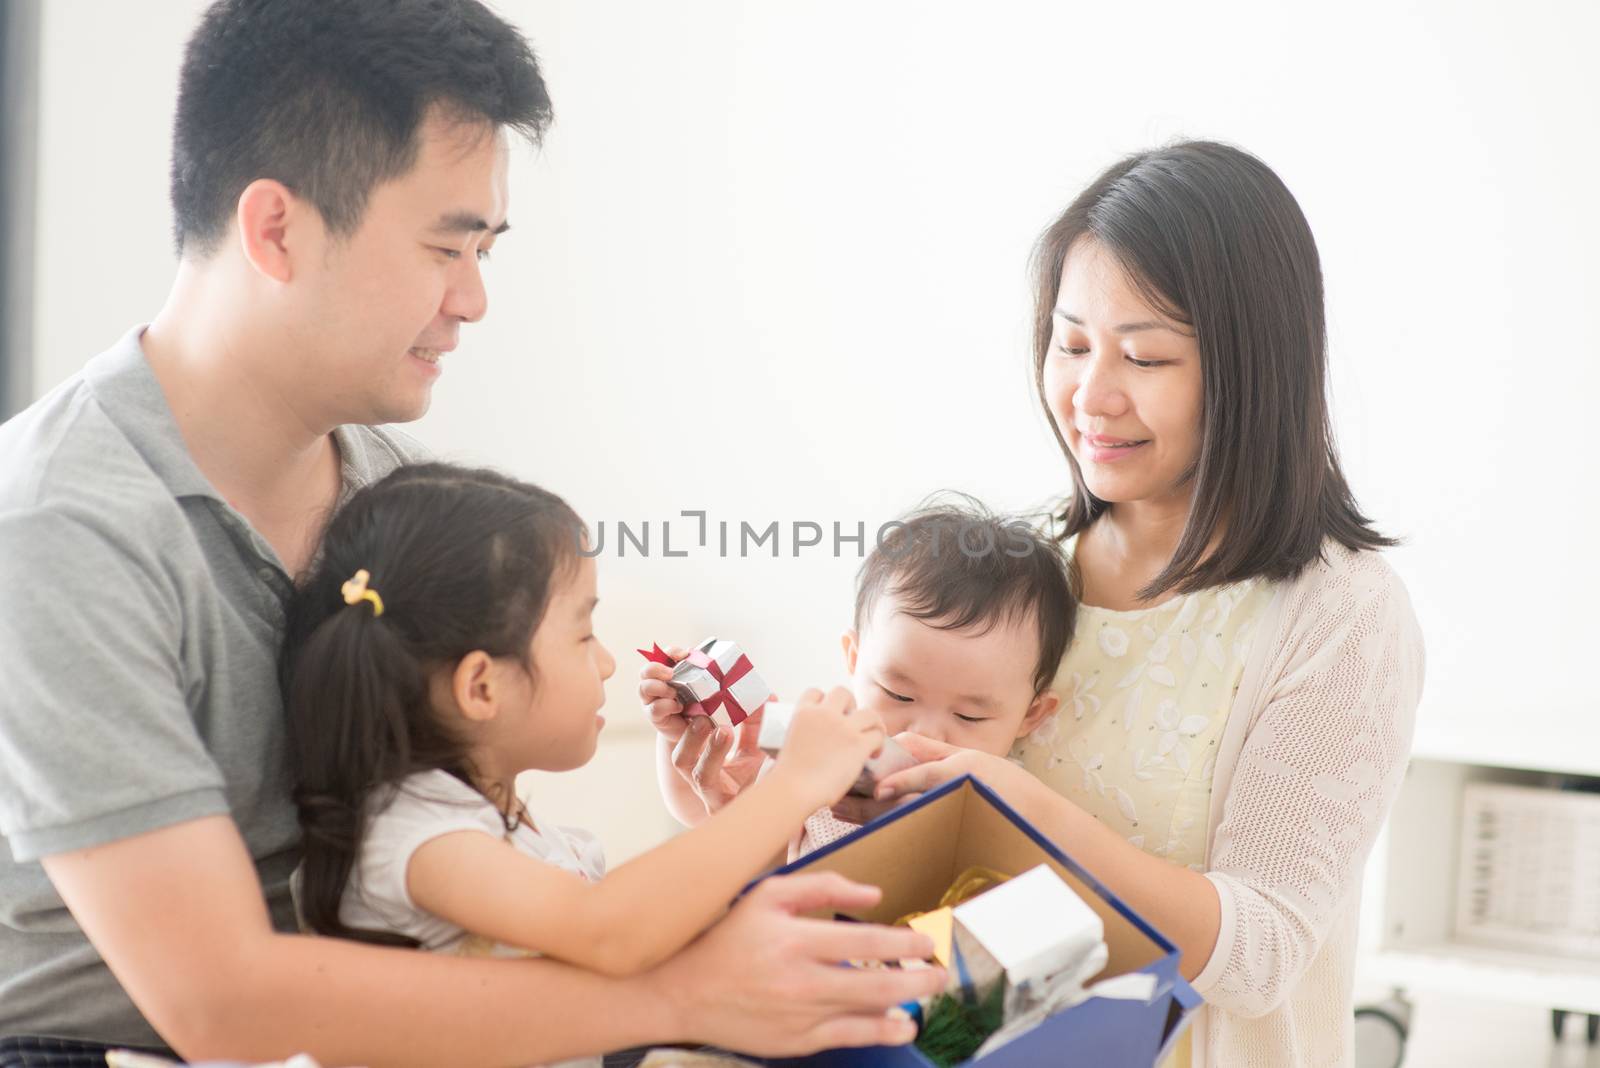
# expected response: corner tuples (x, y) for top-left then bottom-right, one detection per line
(754, 775), (1201, 1068)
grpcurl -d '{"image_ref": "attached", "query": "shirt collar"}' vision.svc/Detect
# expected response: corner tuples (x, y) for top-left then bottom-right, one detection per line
(83, 324), (376, 505)
(83, 325), (220, 501)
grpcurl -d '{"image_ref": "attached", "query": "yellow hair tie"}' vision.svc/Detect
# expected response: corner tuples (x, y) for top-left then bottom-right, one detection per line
(341, 569), (384, 617)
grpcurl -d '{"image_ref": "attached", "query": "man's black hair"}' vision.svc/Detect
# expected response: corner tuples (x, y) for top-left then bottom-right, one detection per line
(171, 0), (551, 256)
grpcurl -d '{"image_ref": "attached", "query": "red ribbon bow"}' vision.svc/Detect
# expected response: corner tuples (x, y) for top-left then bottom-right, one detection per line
(638, 642), (764, 726)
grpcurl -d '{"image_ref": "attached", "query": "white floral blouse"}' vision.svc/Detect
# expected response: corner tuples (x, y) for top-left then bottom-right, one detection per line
(1013, 575), (1276, 872)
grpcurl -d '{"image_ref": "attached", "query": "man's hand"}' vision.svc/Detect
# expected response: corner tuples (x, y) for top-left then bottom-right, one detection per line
(650, 871), (947, 1055)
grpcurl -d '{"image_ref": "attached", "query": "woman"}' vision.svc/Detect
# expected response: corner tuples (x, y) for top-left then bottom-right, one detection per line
(870, 141), (1426, 1067)
(657, 141), (1423, 1066)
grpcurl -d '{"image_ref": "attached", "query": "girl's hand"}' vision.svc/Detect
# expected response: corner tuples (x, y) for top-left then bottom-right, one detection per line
(639, 643), (693, 742)
(770, 687), (887, 810)
(869, 733), (1043, 816)
(669, 705), (771, 817)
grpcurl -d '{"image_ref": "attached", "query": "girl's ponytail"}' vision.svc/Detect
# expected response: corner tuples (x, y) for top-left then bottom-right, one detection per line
(285, 588), (435, 946)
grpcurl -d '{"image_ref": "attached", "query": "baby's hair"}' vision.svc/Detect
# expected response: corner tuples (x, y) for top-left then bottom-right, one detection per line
(853, 494), (1076, 697)
(279, 461), (585, 946)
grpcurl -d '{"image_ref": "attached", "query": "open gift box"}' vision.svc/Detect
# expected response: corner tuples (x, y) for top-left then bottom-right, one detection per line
(753, 775), (1201, 1067)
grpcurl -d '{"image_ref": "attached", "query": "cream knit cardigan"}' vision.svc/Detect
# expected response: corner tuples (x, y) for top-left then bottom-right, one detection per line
(1189, 540), (1424, 1066)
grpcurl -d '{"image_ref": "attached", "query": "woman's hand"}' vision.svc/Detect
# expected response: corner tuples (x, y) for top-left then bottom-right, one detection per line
(868, 733), (1047, 819)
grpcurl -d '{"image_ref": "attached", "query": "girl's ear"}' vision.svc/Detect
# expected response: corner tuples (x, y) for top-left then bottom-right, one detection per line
(1017, 688), (1060, 739)
(840, 628), (860, 674)
(451, 651), (501, 723)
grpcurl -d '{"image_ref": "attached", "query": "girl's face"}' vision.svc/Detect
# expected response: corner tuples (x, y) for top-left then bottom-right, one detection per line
(489, 553), (617, 774)
(1042, 239), (1205, 509)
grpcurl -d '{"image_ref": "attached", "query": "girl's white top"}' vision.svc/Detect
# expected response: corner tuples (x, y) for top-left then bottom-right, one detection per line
(330, 769), (608, 1068)
(337, 769), (606, 954)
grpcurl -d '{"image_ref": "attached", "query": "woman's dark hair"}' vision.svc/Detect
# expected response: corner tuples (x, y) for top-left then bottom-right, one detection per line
(1032, 140), (1394, 601)
(280, 462), (583, 947)
(854, 495), (1076, 697)
(171, 0), (553, 256)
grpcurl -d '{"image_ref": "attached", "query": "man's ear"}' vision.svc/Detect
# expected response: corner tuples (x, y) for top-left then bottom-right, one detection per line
(451, 651), (502, 723)
(1017, 688), (1060, 739)
(234, 178), (306, 283)
(840, 628), (860, 674)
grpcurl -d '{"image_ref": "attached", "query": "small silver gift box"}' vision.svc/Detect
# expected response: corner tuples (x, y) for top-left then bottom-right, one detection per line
(671, 636), (772, 728)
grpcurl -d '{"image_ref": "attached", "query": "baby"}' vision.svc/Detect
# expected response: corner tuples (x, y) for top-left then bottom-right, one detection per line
(641, 497), (1077, 857)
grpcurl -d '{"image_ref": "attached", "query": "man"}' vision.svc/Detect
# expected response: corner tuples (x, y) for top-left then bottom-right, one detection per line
(0, 2), (940, 1064)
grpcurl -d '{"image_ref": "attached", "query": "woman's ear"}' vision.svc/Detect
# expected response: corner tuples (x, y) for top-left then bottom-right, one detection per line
(840, 628), (860, 674)
(1017, 689), (1061, 739)
(451, 651), (502, 723)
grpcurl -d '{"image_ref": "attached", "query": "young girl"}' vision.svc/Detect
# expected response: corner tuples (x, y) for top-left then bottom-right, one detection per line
(280, 463), (885, 993)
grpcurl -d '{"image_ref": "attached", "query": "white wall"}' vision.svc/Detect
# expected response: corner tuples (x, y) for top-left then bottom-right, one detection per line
(31, 2), (1600, 857)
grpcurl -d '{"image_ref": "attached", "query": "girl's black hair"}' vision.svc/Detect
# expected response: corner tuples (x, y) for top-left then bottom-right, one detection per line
(280, 462), (584, 947)
(1031, 141), (1395, 601)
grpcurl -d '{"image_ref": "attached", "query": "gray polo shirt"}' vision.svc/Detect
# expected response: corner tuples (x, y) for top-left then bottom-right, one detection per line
(0, 327), (429, 1045)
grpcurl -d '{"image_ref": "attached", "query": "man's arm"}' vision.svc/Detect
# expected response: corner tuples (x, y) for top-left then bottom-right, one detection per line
(44, 815), (664, 1065)
(45, 815), (944, 1065)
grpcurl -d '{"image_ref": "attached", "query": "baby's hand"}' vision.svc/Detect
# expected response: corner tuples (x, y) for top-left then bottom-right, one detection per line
(770, 687), (887, 810)
(638, 643), (693, 742)
(644, 644), (774, 817)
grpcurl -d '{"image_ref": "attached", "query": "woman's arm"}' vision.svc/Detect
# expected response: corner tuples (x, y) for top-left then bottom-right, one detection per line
(872, 735), (1221, 981)
(412, 687), (883, 977)
(1184, 565), (1423, 1016)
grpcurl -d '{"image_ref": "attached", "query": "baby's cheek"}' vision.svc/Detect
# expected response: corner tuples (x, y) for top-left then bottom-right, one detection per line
(875, 705), (917, 738)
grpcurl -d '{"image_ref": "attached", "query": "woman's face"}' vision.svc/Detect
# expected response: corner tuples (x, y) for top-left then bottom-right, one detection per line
(1042, 239), (1204, 509)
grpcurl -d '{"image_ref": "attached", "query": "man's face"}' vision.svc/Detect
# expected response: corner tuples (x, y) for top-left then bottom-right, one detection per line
(291, 110), (511, 426)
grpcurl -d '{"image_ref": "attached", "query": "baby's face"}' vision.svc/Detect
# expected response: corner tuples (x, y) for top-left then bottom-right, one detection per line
(843, 592), (1059, 757)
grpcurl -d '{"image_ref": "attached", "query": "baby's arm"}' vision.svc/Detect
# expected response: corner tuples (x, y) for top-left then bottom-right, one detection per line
(409, 688), (883, 979)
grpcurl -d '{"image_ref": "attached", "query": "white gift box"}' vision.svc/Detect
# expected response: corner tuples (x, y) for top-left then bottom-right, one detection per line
(951, 862), (1109, 1017)
(757, 700), (919, 796)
